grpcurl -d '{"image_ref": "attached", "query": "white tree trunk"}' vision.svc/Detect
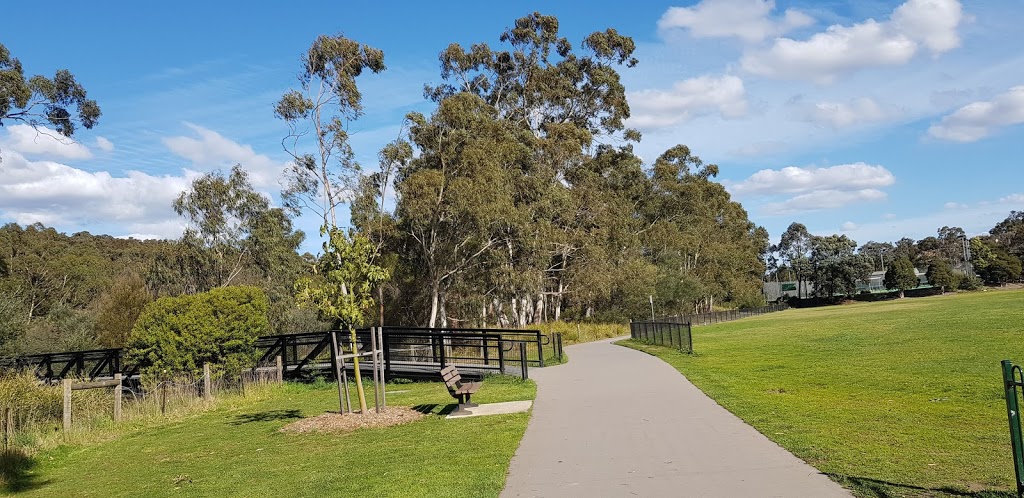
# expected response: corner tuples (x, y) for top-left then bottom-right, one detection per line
(535, 294), (544, 324)
(428, 281), (440, 328)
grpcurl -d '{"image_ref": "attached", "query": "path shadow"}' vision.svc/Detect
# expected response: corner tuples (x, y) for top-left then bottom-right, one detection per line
(411, 404), (457, 416)
(1, 448), (48, 493)
(231, 409), (303, 425)
(826, 474), (1014, 498)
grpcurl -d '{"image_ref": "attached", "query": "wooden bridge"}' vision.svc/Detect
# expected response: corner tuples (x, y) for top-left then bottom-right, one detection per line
(3, 327), (556, 383)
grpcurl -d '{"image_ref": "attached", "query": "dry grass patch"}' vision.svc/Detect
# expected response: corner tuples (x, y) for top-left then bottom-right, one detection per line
(280, 406), (424, 433)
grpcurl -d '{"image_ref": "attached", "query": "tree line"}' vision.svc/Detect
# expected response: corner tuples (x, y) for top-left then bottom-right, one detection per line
(768, 212), (1024, 301)
(0, 14), (768, 355)
(4, 14), (1019, 358)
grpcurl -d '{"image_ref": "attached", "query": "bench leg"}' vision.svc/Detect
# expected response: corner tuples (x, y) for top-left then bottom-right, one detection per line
(462, 393), (478, 409)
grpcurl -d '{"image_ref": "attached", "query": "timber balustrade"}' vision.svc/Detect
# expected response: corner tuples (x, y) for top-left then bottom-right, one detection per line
(4, 326), (552, 383)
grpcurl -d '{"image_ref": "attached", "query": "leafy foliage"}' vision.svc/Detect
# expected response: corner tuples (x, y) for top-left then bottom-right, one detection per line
(295, 229), (389, 329)
(925, 259), (959, 293)
(0, 43), (100, 137)
(883, 256), (919, 298)
(125, 286), (269, 378)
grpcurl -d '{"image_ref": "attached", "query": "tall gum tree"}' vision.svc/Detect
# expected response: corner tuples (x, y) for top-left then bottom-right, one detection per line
(275, 35), (385, 229)
(418, 12), (640, 323)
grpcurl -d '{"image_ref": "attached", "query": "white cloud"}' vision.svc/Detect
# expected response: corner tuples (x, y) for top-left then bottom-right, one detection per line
(798, 97), (896, 129)
(162, 123), (285, 187)
(729, 140), (787, 157)
(741, 0), (964, 83)
(927, 86), (1024, 142)
(762, 189), (887, 215)
(95, 136), (115, 152)
(944, 201), (968, 209)
(627, 74), (747, 129)
(730, 163), (895, 196)
(658, 0), (813, 43)
(1, 124), (92, 160)
(841, 221), (859, 231)
(890, 0), (964, 53)
(0, 150), (192, 239)
(836, 193), (1024, 243)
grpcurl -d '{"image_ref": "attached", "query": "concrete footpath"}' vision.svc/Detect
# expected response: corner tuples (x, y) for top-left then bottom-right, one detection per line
(501, 339), (850, 497)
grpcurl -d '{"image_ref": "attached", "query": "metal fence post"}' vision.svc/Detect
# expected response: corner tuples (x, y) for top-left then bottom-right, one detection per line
(1003, 360), (1024, 496)
(498, 339), (506, 374)
(537, 332), (545, 367)
(519, 342), (529, 380)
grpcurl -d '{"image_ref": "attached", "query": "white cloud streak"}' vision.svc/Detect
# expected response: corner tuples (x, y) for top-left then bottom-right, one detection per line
(0, 124), (92, 160)
(731, 163), (896, 196)
(658, 0), (813, 43)
(162, 123), (285, 188)
(762, 189), (887, 215)
(798, 97), (896, 129)
(0, 150), (192, 239)
(928, 86), (1024, 142)
(627, 74), (747, 129)
(95, 136), (115, 152)
(741, 0), (964, 83)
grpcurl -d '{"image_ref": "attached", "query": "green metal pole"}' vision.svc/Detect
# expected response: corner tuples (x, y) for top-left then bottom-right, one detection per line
(1002, 360), (1024, 496)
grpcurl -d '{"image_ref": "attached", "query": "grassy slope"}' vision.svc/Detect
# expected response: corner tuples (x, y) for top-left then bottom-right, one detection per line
(623, 289), (1024, 497)
(8, 376), (535, 497)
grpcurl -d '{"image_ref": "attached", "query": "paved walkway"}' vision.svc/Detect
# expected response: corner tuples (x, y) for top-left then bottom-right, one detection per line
(502, 339), (850, 497)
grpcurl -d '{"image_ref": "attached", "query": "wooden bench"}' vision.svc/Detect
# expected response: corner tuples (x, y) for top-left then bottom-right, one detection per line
(440, 366), (481, 414)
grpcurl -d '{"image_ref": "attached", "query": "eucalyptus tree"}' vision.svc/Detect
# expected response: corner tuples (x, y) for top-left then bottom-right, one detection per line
(275, 35), (385, 229)
(646, 145), (765, 313)
(174, 165), (272, 289)
(394, 93), (524, 327)
(419, 12), (641, 323)
(777, 223), (813, 298)
(0, 43), (100, 139)
(809, 234), (872, 298)
(883, 256), (919, 298)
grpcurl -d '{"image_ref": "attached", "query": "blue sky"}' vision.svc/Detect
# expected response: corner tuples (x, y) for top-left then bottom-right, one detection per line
(1, 0), (1022, 253)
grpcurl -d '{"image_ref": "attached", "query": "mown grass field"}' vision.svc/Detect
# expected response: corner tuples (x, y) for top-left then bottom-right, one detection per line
(4, 375), (535, 497)
(623, 289), (1024, 498)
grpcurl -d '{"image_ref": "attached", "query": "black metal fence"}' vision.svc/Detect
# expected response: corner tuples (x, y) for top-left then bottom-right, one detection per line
(7, 348), (139, 384)
(629, 321), (692, 352)
(661, 303), (789, 327)
(6, 326), (553, 383)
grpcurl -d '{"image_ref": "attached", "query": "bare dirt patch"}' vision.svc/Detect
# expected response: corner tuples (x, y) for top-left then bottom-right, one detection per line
(279, 407), (425, 434)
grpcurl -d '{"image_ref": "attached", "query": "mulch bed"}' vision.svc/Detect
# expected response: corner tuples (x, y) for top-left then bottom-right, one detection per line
(279, 406), (425, 434)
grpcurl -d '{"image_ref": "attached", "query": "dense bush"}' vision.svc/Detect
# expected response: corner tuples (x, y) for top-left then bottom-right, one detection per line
(125, 286), (269, 379)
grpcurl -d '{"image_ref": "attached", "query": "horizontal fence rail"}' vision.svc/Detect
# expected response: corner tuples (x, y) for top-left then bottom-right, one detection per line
(628, 321), (692, 353)
(630, 303), (789, 352)
(5, 326), (551, 383)
(660, 303), (789, 327)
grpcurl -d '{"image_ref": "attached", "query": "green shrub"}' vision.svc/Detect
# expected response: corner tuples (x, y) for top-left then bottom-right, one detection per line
(125, 286), (269, 379)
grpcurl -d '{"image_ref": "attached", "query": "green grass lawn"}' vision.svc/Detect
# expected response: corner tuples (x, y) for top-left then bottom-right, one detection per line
(622, 289), (1024, 498)
(5, 375), (535, 497)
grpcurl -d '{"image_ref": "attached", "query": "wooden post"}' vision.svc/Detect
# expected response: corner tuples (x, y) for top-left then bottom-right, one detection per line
(370, 327), (381, 414)
(160, 381), (167, 415)
(63, 379), (72, 431)
(113, 373), (122, 422)
(330, 331), (347, 415)
(275, 355), (283, 384)
(203, 363), (212, 401)
(379, 327), (386, 408)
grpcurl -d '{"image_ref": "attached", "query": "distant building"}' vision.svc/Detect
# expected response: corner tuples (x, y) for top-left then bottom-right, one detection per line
(764, 269), (929, 301)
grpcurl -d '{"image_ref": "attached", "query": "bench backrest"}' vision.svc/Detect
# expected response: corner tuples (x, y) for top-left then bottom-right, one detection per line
(440, 365), (462, 391)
